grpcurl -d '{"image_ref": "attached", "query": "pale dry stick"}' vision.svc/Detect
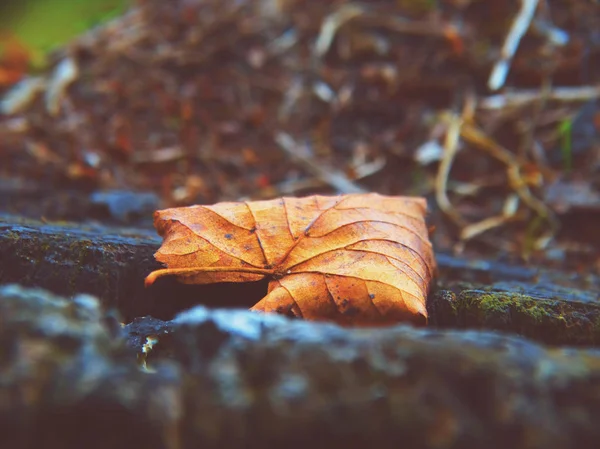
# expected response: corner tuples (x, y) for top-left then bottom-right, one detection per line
(460, 194), (520, 241)
(458, 123), (557, 233)
(458, 217), (513, 246)
(462, 90), (478, 123)
(268, 28), (299, 56)
(351, 156), (386, 179)
(435, 105), (557, 245)
(29, 56), (78, 117)
(436, 96), (520, 241)
(480, 85), (600, 109)
(276, 155), (386, 196)
(0, 77), (46, 115)
(488, 0), (539, 91)
(434, 112), (465, 226)
(275, 132), (367, 194)
(314, 4), (365, 57)
(277, 77), (303, 122)
(314, 3), (464, 59)
(532, 11), (569, 46)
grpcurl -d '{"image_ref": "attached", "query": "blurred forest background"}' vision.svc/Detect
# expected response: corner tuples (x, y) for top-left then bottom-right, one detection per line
(0, 0), (599, 281)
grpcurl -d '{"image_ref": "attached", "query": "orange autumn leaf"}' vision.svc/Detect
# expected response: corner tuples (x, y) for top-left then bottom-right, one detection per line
(145, 193), (436, 326)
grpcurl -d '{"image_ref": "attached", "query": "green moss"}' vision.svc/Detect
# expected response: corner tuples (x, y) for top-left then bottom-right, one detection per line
(69, 239), (93, 262)
(456, 290), (600, 346)
(5, 230), (21, 241)
(39, 241), (51, 253)
(479, 293), (549, 322)
(66, 239), (93, 291)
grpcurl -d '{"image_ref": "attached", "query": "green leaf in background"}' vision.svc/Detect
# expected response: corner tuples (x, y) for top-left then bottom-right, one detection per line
(557, 117), (573, 172)
(0, 0), (131, 69)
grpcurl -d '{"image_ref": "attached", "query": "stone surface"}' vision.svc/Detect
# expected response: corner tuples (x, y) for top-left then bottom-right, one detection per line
(0, 284), (182, 449)
(4, 284), (600, 449)
(429, 282), (600, 346)
(165, 307), (600, 449)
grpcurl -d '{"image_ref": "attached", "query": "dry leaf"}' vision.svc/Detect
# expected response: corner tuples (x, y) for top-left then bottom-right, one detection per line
(145, 193), (435, 326)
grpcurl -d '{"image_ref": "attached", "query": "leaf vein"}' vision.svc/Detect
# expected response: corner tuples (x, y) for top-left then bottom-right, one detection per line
(282, 197), (295, 241)
(202, 206), (254, 230)
(324, 279), (344, 318)
(280, 283), (304, 319)
(244, 201), (269, 267)
(284, 237), (433, 280)
(178, 222), (266, 269)
(365, 284), (385, 317)
(297, 219), (432, 247)
(292, 258), (423, 295)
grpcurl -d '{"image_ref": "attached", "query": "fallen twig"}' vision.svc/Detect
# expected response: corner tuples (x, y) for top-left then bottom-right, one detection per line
(314, 4), (365, 57)
(435, 112), (464, 226)
(480, 85), (600, 109)
(488, 0), (539, 91)
(275, 132), (366, 194)
(458, 121), (557, 233)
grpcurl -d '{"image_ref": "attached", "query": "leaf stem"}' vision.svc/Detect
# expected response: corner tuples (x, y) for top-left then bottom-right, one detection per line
(144, 266), (273, 287)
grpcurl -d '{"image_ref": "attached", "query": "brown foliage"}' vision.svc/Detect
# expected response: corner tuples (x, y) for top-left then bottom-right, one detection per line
(146, 193), (435, 326)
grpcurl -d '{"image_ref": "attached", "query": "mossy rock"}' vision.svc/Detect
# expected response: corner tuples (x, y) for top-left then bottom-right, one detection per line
(454, 287), (600, 346)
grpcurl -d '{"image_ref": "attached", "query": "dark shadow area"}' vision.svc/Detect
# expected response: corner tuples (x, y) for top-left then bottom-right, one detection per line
(139, 277), (270, 321)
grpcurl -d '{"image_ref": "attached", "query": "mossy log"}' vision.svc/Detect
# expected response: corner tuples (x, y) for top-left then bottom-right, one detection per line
(1, 214), (598, 345)
(4, 283), (600, 449)
(429, 282), (600, 346)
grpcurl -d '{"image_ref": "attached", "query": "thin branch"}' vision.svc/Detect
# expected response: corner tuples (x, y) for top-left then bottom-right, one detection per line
(275, 132), (366, 194)
(435, 112), (465, 226)
(480, 85), (600, 109)
(488, 0), (539, 91)
(314, 4), (365, 57)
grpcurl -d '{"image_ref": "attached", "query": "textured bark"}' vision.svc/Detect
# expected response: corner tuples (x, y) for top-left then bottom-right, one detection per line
(3, 284), (600, 449)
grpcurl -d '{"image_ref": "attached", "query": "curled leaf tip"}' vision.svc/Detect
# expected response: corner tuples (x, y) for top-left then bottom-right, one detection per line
(144, 269), (163, 287)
